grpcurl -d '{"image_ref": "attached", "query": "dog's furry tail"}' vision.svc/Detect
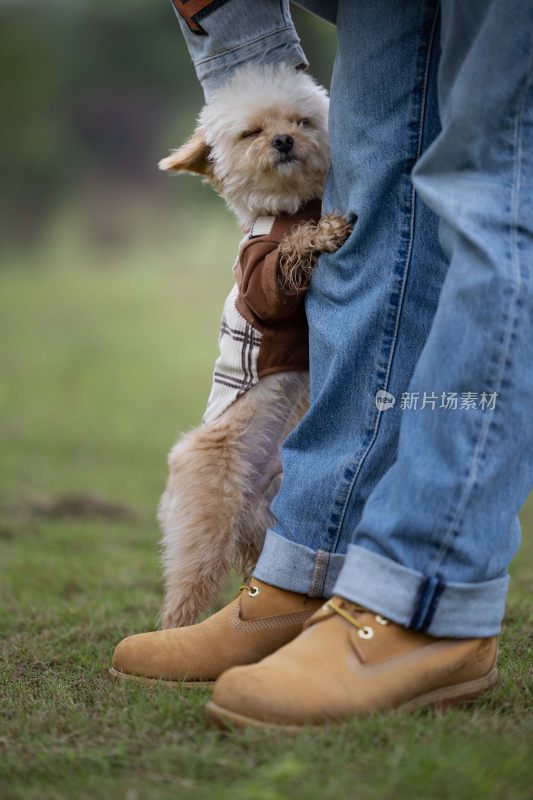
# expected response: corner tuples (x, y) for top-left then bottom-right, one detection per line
(157, 416), (251, 629)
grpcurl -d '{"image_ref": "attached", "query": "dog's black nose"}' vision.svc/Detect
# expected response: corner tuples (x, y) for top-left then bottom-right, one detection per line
(271, 134), (294, 154)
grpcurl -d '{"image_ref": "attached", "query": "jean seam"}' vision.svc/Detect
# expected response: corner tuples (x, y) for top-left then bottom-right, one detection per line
(193, 26), (299, 66)
(427, 40), (533, 576)
(309, 550), (329, 597)
(327, 3), (440, 553)
(409, 574), (445, 631)
(279, 0), (290, 28)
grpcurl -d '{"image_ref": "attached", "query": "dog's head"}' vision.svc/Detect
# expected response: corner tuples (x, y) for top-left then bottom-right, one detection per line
(159, 64), (330, 227)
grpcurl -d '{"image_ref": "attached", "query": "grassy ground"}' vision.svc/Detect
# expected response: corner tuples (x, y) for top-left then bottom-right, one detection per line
(1, 227), (532, 800)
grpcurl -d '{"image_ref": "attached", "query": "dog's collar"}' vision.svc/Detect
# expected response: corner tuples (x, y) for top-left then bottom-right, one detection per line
(248, 216), (276, 238)
(244, 199), (322, 237)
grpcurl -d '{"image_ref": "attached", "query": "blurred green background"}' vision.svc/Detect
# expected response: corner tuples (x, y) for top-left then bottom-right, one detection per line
(1, 5), (531, 800)
(0, 0), (336, 250)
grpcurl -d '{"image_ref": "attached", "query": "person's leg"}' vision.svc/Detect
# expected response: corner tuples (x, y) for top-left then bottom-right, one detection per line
(208, 0), (533, 727)
(334, 0), (532, 638)
(255, 0), (448, 596)
(111, 0), (446, 681)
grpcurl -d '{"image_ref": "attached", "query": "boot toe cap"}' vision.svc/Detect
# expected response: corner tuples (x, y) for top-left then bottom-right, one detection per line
(112, 631), (173, 679)
(212, 663), (311, 725)
(112, 633), (148, 675)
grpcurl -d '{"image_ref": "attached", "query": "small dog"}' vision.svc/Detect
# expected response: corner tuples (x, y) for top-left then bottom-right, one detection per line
(157, 64), (351, 628)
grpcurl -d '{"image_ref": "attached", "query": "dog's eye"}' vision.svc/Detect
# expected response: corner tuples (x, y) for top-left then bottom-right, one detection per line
(296, 118), (312, 128)
(240, 129), (262, 140)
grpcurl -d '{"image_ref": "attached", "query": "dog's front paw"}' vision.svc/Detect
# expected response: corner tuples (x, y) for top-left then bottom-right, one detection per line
(279, 231), (316, 293)
(315, 213), (353, 252)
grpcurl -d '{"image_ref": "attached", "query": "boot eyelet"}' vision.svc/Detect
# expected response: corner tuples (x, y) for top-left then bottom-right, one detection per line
(375, 614), (388, 626)
(248, 586), (260, 598)
(358, 626), (374, 640)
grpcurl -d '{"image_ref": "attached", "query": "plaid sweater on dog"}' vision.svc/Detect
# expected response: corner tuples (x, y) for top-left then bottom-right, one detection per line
(203, 199), (321, 424)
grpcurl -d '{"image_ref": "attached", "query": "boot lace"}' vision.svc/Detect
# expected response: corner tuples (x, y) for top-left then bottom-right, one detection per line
(326, 598), (389, 640)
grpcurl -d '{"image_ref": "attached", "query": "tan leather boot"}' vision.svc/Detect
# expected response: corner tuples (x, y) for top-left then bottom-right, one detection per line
(110, 579), (323, 685)
(207, 596), (498, 728)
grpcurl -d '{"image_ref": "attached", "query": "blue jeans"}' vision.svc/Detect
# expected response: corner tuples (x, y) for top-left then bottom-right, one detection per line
(173, 0), (533, 637)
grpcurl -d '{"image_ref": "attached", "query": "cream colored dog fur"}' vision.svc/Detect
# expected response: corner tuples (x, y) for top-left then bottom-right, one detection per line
(157, 65), (351, 628)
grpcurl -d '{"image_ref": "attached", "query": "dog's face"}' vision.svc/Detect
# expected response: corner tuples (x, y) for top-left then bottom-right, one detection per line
(159, 65), (330, 226)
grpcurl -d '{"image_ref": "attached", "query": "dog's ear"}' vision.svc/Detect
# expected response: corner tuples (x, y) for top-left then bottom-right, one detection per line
(158, 127), (213, 176)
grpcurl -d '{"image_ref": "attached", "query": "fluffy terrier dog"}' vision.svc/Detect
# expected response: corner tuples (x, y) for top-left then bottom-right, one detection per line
(157, 64), (351, 628)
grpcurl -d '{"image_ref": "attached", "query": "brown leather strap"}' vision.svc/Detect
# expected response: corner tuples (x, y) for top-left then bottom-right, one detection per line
(172, 0), (231, 35)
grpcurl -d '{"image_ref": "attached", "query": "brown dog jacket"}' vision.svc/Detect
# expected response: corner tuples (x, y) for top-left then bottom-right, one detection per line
(203, 198), (321, 423)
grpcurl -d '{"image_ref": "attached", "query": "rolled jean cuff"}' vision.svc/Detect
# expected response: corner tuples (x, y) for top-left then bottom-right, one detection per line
(333, 545), (509, 638)
(193, 30), (308, 99)
(254, 530), (345, 598)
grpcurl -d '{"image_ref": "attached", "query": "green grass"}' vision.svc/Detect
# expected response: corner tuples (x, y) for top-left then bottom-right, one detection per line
(1, 227), (532, 800)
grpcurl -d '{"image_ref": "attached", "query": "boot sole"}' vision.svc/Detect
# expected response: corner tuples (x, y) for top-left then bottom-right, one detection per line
(109, 667), (215, 688)
(205, 666), (498, 731)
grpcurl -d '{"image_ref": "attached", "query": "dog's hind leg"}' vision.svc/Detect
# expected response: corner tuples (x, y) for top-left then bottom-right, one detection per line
(158, 372), (308, 628)
(158, 410), (251, 629)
